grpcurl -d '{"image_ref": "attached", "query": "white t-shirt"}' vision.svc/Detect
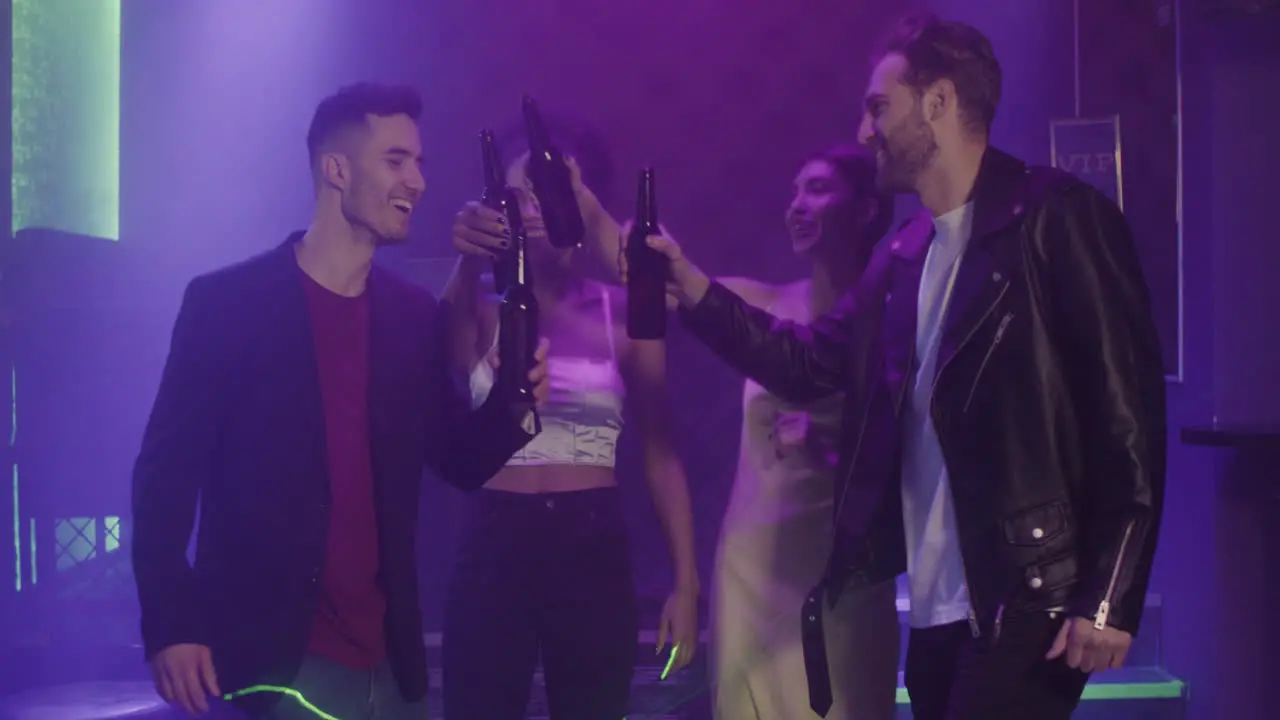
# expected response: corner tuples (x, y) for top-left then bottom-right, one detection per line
(900, 201), (974, 629)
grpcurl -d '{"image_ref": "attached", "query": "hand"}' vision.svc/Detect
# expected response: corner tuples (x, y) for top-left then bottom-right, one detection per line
(617, 222), (711, 309)
(486, 337), (551, 406)
(656, 585), (699, 678)
(150, 643), (220, 716)
(451, 201), (508, 259)
(1045, 616), (1132, 673)
(774, 411), (811, 447)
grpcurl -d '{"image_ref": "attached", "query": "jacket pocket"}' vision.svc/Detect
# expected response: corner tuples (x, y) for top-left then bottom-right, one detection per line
(1002, 500), (1070, 547)
(1003, 501), (1078, 601)
(1021, 552), (1078, 595)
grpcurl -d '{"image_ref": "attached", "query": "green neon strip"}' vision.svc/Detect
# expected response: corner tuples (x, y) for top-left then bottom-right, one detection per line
(11, 0), (121, 240)
(660, 643), (680, 681)
(29, 517), (36, 585)
(11, 465), (17, 592)
(1078, 679), (1186, 701)
(893, 679), (1186, 704)
(223, 686), (340, 720)
(650, 671), (1187, 712)
(9, 366), (14, 592)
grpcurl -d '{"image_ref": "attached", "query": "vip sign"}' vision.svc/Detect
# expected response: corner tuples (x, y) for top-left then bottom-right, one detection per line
(1050, 116), (1124, 212)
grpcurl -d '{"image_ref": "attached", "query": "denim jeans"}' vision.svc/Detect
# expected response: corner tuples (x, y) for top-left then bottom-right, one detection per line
(231, 653), (427, 720)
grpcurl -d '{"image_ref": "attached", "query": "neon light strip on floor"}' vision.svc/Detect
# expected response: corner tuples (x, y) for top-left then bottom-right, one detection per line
(894, 680), (1186, 703)
(223, 686), (340, 720)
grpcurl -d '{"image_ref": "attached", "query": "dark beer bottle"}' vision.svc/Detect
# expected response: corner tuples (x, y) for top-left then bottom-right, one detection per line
(626, 168), (668, 339)
(480, 129), (515, 295)
(479, 129), (540, 419)
(521, 95), (586, 249)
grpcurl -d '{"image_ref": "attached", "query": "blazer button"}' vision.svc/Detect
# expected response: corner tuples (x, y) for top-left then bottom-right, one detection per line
(1028, 576), (1044, 590)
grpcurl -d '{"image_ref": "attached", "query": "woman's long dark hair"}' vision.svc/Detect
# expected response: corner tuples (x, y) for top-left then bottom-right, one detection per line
(810, 144), (895, 245)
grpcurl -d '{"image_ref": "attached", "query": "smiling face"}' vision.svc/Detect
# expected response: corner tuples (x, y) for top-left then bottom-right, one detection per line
(857, 52), (940, 194)
(786, 158), (858, 256)
(336, 113), (425, 244)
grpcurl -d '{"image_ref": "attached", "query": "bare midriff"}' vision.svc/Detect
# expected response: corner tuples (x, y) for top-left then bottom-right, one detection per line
(483, 464), (617, 493)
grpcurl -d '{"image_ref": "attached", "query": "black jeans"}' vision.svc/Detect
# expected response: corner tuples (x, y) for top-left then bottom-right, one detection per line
(904, 612), (1091, 720)
(441, 487), (638, 720)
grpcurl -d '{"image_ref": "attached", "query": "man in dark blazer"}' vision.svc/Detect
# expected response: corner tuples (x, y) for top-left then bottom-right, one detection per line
(131, 83), (548, 719)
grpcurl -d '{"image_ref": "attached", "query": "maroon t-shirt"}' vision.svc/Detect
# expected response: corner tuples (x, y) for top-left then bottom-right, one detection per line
(300, 269), (386, 669)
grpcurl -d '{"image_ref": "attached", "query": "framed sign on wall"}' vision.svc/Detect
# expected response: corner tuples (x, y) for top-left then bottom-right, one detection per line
(1051, 115), (1124, 210)
(1050, 110), (1181, 382)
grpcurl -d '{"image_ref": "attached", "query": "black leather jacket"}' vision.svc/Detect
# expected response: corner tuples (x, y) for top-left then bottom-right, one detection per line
(681, 148), (1166, 645)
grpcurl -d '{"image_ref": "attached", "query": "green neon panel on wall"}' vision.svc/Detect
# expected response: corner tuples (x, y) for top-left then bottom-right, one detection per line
(11, 0), (122, 240)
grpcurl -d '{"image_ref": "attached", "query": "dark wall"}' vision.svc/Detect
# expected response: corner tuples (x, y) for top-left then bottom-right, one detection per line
(1156, 6), (1280, 720)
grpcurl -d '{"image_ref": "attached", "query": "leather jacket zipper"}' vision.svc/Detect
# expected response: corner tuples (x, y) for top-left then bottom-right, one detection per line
(831, 405), (871, 536)
(1093, 519), (1136, 630)
(933, 420), (982, 639)
(931, 282), (1010, 640)
(962, 311), (1014, 413)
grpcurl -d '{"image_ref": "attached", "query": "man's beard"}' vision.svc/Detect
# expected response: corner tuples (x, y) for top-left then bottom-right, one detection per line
(343, 199), (410, 246)
(873, 110), (939, 194)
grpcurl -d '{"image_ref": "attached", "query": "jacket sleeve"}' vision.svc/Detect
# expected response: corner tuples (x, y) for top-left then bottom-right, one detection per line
(677, 281), (854, 404)
(1037, 183), (1167, 635)
(421, 298), (534, 491)
(131, 276), (225, 659)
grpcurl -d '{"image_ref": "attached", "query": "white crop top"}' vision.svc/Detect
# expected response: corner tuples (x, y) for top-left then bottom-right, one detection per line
(469, 286), (626, 467)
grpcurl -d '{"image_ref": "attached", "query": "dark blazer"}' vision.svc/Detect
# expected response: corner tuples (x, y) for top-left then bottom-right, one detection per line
(131, 235), (532, 707)
(681, 148), (1166, 710)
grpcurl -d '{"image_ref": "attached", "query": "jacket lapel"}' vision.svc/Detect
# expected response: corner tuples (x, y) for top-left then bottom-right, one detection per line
(880, 212), (933, 409)
(270, 234), (329, 486)
(934, 148), (1027, 375)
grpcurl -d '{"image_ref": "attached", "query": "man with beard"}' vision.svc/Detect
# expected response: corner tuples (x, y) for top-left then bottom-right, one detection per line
(132, 83), (549, 719)
(623, 13), (1166, 720)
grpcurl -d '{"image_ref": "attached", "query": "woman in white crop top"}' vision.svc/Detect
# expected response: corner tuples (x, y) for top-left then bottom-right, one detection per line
(440, 119), (698, 720)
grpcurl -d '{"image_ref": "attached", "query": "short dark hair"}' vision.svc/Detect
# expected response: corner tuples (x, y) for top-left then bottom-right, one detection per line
(814, 145), (895, 241)
(495, 111), (616, 209)
(306, 82), (423, 170)
(879, 13), (1002, 134)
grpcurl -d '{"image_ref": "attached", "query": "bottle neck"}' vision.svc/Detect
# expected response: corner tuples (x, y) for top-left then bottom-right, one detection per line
(513, 232), (529, 287)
